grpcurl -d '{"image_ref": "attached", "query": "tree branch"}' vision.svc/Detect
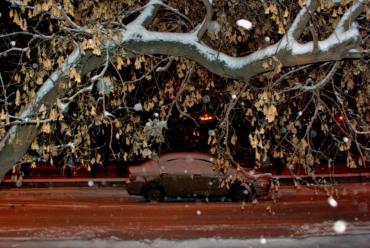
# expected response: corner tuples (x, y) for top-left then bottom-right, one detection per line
(123, 0), (365, 82)
(0, 0), (367, 180)
(195, 0), (213, 40)
(0, 48), (106, 178)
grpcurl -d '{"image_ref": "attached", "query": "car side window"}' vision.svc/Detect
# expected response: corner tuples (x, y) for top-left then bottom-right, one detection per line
(160, 157), (217, 176)
(189, 159), (218, 176)
(160, 159), (191, 174)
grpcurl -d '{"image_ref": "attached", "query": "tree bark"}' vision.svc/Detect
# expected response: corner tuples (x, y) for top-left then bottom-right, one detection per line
(0, 49), (105, 179)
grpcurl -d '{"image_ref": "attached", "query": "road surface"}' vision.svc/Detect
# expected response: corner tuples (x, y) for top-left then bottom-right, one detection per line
(0, 183), (369, 246)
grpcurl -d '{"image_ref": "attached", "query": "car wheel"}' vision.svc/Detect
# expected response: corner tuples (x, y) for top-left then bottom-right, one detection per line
(230, 184), (253, 202)
(144, 184), (164, 202)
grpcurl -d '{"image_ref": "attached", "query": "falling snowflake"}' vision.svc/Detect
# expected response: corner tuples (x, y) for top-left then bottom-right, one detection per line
(260, 236), (267, 245)
(15, 181), (22, 188)
(88, 181), (94, 187)
(280, 127), (287, 134)
(208, 130), (215, 136)
(328, 196), (338, 208)
(196, 210), (202, 216)
(208, 21), (221, 33)
(236, 19), (253, 30)
(10, 41), (16, 47)
(333, 220), (347, 234)
(310, 130), (317, 138)
(133, 103), (143, 112)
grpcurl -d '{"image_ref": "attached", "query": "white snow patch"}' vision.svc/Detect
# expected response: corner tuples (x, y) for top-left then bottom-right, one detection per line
(2, 235), (370, 248)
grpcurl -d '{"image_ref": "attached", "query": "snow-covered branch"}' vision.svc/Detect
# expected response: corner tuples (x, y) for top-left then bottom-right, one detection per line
(0, 47), (29, 57)
(0, 0), (367, 179)
(123, 0), (366, 82)
(0, 115), (54, 128)
(0, 32), (52, 39)
(287, 0), (318, 40)
(58, 52), (110, 113)
(0, 47), (97, 178)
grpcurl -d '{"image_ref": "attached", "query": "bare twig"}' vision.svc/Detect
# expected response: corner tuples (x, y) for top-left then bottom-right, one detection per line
(0, 73), (9, 113)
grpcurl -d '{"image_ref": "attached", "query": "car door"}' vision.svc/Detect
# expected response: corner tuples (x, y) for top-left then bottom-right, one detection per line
(158, 159), (193, 197)
(190, 159), (226, 197)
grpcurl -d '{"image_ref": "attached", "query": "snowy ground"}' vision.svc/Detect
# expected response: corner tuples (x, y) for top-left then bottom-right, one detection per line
(1, 234), (369, 248)
(0, 184), (369, 247)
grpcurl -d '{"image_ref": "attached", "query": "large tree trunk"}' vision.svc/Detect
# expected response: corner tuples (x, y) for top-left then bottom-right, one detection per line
(0, 50), (105, 179)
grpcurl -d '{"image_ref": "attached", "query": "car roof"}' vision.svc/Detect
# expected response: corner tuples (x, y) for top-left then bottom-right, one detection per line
(158, 152), (214, 163)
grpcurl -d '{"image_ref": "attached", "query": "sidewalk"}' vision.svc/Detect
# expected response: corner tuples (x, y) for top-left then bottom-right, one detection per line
(0, 177), (128, 188)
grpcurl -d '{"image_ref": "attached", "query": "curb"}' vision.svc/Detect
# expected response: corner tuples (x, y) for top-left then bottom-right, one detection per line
(1, 174), (370, 188)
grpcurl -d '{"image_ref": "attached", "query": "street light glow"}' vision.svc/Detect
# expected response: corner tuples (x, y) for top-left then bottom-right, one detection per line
(199, 112), (215, 122)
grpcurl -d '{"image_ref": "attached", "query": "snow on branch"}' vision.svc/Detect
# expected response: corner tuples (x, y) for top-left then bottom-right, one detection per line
(130, 0), (162, 27)
(58, 52), (110, 113)
(123, 0), (366, 82)
(287, 0), (318, 40)
(0, 47), (82, 176)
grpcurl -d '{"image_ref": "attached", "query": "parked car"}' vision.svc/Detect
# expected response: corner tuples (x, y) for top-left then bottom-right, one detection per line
(126, 152), (272, 202)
